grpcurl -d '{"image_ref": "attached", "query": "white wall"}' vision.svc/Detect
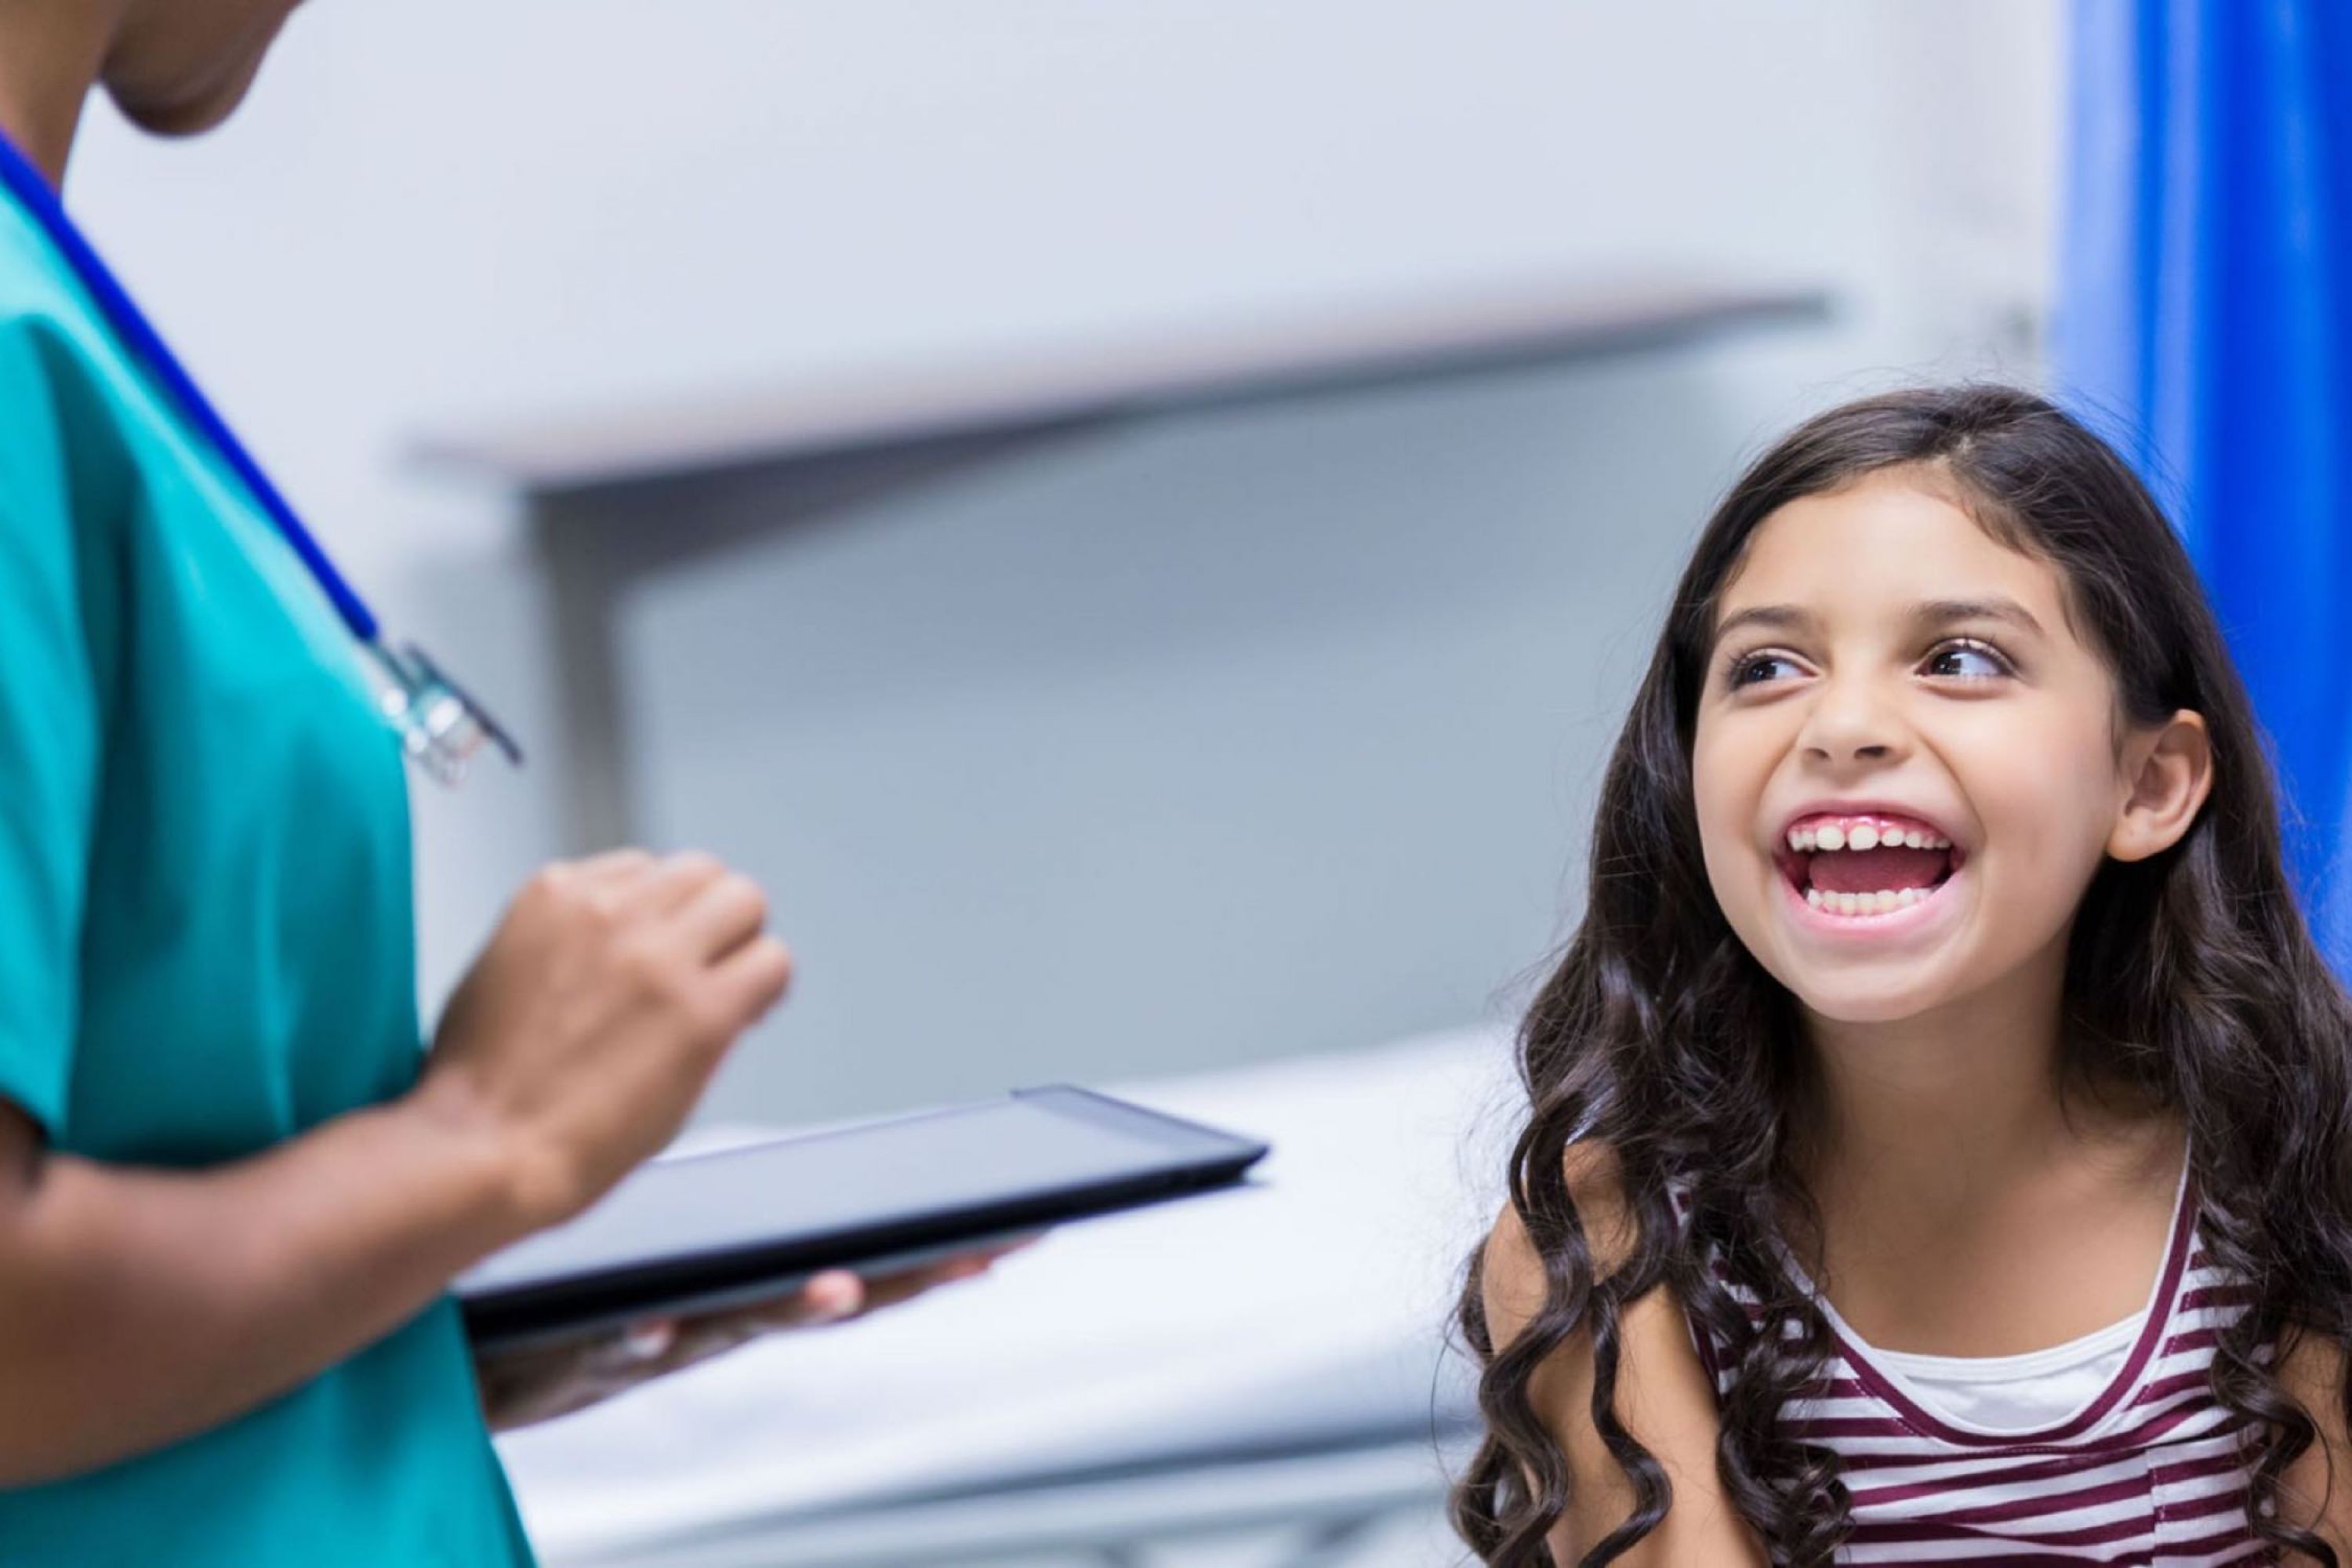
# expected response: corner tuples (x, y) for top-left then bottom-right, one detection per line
(57, 1), (2062, 1104)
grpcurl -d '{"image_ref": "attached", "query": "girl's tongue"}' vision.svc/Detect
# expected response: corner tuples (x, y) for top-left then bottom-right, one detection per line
(1809, 844), (1952, 895)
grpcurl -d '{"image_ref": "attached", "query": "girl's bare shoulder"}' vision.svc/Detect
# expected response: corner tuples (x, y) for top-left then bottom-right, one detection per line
(1475, 1141), (1769, 1562)
(1479, 1139), (1639, 1348)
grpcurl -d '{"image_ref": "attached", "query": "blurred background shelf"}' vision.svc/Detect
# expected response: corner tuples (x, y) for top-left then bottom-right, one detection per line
(416, 274), (1829, 494)
(412, 272), (1830, 852)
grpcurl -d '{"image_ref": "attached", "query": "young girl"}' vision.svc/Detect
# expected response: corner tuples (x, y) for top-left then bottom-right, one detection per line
(1454, 386), (2352, 1565)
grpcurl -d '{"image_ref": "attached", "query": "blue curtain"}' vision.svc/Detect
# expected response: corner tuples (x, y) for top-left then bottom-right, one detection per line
(2052, 0), (2352, 971)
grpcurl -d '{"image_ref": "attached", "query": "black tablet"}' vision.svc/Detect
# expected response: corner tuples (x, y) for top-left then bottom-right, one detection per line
(456, 1085), (1270, 1352)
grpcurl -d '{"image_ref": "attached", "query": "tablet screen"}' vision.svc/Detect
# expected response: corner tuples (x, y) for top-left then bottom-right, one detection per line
(459, 1090), (1254, 1298)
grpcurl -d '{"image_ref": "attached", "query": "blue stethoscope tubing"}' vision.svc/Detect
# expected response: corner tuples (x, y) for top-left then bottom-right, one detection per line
(0, 127), (519, 782)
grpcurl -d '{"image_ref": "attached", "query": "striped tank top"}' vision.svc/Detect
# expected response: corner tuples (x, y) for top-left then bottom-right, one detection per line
(1677, 1163), (2265, 1563)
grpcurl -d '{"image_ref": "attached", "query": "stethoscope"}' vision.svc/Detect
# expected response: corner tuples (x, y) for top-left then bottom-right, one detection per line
(0, 129), (521, 787)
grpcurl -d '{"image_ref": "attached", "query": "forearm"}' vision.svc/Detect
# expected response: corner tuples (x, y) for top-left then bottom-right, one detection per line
(0, 1081), (529, 1485)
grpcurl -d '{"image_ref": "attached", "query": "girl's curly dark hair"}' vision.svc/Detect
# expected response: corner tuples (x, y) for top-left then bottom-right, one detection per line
(1449, 384), (2352, 1564)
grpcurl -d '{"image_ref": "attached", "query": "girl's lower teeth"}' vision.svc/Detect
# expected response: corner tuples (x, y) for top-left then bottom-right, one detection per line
(1806, 882), (1943, 917)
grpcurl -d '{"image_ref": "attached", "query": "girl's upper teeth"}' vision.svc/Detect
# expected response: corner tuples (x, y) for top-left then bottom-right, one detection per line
(1784, 815), (1953, 853)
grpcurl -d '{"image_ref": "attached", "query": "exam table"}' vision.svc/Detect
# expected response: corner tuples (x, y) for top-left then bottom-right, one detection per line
(492, 1023), (1520, 1566)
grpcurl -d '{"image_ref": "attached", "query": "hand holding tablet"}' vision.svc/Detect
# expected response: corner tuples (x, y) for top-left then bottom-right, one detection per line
(474, 1243), (1029, 1430)
(458, 1086), (1270, 1356)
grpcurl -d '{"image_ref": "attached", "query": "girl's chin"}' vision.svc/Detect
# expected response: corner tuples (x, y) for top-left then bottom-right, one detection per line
(1788, 982), (1963, 1026)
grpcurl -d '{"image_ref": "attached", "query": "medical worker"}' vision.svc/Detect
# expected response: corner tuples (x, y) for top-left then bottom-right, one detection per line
(0, 3), (1002, 1563)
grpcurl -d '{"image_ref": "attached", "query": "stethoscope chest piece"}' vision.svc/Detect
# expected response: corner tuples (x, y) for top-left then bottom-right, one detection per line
(372, 642), (524, 786)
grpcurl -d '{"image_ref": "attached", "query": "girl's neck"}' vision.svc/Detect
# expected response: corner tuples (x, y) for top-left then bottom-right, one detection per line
(1795, 926), (2140, 1214)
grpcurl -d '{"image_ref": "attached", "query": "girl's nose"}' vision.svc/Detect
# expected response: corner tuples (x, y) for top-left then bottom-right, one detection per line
(1796, 679), (1909, 765)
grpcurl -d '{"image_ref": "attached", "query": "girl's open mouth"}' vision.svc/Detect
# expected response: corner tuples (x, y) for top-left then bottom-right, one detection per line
(1772, 840), (1969, 933)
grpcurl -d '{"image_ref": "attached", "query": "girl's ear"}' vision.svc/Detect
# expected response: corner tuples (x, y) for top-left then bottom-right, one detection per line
(2107, 710), (2214, 864)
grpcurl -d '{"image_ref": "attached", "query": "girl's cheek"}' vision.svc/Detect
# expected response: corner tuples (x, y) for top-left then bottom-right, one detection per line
(1954, 719), (2111, 893)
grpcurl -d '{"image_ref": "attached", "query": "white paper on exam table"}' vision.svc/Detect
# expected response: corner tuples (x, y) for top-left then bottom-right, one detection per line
(492, 1023), (1521, 1563)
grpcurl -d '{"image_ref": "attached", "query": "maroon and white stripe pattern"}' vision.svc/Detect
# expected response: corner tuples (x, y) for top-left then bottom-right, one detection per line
(1678, 1178), (2265, 1563)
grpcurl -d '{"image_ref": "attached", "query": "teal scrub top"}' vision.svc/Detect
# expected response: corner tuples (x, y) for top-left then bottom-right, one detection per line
(0, 187), (536, 1565)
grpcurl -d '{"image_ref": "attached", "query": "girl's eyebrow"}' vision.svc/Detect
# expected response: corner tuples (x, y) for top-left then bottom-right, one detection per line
(1710, 595), (2048, 652)
(1709, 604), (1815, 648)
(1915, 597), (2049, 638)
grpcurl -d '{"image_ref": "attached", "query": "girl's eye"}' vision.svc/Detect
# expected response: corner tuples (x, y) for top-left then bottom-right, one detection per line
(1722, 639), (2013, 691)
(1723, 652), (1797, 689)
(1922, 638), (2013, 681)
